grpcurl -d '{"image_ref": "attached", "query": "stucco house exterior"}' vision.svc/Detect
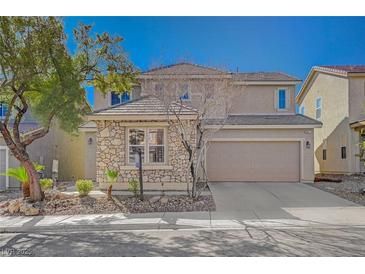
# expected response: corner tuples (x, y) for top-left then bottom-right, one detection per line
(84, 63), (321, 190)
(0, 112), (88, 190)
(296, 65), (365, 174)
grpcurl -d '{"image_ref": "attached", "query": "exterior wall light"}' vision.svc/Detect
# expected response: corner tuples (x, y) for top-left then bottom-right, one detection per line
(88, 137), (93, 145)
(306, 141), (311, 149)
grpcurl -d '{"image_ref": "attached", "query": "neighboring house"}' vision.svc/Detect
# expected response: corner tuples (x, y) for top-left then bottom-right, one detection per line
(297, 65), (365, 174)
(0, 110), (87, 190)
(84, 63), (321, 190)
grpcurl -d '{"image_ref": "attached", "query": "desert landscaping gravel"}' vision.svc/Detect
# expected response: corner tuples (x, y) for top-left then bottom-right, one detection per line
(0, 190), (215, 216)
(312, 174), (365, 205)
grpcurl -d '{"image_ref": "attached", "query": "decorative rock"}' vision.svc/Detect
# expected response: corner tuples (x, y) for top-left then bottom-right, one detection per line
(0, 200), (10, 208)
(23, 206), (40, 216)
(8, 200), (21, 214)
(149, 196), (161, 203)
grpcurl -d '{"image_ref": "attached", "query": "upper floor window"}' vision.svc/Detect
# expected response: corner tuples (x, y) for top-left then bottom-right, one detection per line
(315, 97), (322, 120)
(0, 103), (8, 118)
(341, 146), (347, 159)
(111, 91), (130, 106)
(299, 106), (305, 115)
(278, 89), (287, 109)
(179, 83), (190, 101)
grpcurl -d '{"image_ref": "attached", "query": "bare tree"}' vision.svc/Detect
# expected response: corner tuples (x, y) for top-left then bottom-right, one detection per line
(144, 77), (234, 198)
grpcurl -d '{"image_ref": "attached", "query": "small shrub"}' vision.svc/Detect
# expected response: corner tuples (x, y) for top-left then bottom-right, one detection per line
(76, 179), (94, 197)
(40, 178), (53, 191)
(128, 179), (139, 197)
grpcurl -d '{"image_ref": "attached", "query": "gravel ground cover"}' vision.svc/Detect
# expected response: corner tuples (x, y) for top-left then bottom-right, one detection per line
(114, 195), (215, 213)
(312, 174), (365, 205)
(0, 189), (215, 216)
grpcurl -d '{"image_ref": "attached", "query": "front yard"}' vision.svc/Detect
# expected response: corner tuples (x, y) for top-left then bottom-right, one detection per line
(312, 174), (365, 205)
(0, 182), (215, 216)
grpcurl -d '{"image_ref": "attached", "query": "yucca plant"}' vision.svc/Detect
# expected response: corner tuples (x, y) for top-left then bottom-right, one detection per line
(105, 169), (118, 199)
(0, 163), (45, 198)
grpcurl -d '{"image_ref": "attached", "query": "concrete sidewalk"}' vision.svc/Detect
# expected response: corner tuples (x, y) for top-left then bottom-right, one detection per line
(1, 206), (365, 233)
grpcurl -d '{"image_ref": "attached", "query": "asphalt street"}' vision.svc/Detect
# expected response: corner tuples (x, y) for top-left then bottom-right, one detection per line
(1, 226), (365, 256)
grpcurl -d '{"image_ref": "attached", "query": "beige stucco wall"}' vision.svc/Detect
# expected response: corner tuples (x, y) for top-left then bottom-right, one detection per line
(141, 77), (297, 117)
(299, 72), (352, 173)
(205, 128), (315, 182)
(94, 120), (195, 189)
(229, 85), (296, 115)
(84, 132), (97, 180)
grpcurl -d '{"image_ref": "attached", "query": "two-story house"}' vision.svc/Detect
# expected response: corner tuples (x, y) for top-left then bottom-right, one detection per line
(297, 65), (365, 175)
(83, 63), (321, 190)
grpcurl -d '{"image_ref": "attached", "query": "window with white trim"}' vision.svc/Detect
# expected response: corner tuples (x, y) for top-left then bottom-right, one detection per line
(111, 91), (130, 106)
(315, 97), (322, 120)
(128, 128), (165, 164)
(277, 89), (287, 109)
(179, 83), (190, 101)
(0, 103), (8, 118)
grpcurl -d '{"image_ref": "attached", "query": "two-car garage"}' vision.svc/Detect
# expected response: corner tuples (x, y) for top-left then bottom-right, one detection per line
(206, 140), (301, 182)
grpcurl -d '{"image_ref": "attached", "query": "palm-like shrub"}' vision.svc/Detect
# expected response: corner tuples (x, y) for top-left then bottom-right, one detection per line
(105, 169), (118, 199)
(39, 178), (53, 192)
(0, 163), (45, 197)
(76, 179), (93, 197)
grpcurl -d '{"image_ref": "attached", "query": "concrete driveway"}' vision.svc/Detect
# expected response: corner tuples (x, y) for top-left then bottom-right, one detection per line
(209, 182), (363, 224)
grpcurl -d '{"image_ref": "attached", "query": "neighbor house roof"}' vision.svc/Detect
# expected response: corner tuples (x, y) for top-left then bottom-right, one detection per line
(315, 65), (365, 74)
(297, 65), (365, 104)
(204, 114), (322, 127)
(87, 96), (197, 120)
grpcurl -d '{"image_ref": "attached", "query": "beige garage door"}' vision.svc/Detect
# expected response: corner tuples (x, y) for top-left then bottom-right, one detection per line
(206, 141), (300, 182)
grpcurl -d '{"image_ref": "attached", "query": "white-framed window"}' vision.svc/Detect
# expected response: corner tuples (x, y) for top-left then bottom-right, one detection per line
(0, 103), (8, 118)
(179, 83), (190, 101)
(299, 105), (305, 115)
(110, 91), (130, 106)
(127, 128), (166, 165)
(315, 97), (322, 120)
(276, 88), (288, 110)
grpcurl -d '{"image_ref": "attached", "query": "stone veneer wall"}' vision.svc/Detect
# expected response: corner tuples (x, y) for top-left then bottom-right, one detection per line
(95, 120), (195, 186)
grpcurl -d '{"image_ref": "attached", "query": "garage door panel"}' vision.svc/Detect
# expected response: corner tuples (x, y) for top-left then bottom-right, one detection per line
(207, 141), (300, 182)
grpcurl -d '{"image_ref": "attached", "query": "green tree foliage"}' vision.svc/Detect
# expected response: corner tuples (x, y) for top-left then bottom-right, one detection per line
(0, 17), (138, 201)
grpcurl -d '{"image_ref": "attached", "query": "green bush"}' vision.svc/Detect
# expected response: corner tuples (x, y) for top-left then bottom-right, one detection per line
(128, 179), (139, 197)
(76, 179), (94, 197)
(40, 178), (53, 191)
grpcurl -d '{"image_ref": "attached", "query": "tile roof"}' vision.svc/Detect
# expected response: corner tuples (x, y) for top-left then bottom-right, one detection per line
(232, 72), (300, 82)
(316, 65), (365, 73)
(204, 114), (321, 126)
(141, 62), (300, 81)
(143, 62), (227, 75)
(91, 96), (197, 117)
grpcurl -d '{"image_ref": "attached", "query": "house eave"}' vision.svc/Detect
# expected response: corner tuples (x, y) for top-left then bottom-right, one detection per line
(232, 80), (301, 86)
(204, 124), (322, 129)
(87, 114), (197, 121)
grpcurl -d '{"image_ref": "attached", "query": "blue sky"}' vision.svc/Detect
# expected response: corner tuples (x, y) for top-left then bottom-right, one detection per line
(63, 17), (365, 106)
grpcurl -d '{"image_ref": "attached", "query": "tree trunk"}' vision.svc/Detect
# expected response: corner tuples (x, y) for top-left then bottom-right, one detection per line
(22, 182), (30, 198)
(107, 184), (112, 200)
(22, 159), (43, 201)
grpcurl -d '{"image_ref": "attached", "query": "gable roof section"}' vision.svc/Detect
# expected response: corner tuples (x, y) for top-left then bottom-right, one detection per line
(88, 96), (197, 120)
(140, 62), (300, 82)
(297, 65), (365, 104)
(232, 72), (300, 82)
(142, 62), (227, 76)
